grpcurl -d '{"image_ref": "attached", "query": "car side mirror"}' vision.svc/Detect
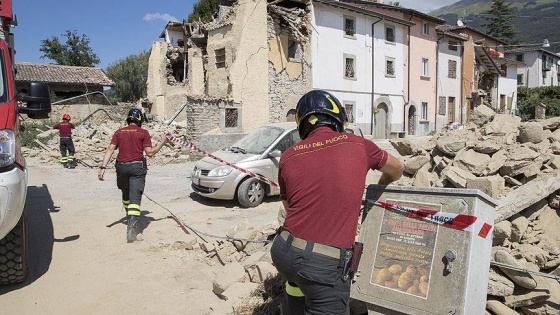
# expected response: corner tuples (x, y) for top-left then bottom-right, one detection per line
(268, 149), (282, 158)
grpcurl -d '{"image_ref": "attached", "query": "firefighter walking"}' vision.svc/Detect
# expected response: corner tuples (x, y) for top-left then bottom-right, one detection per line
(270, 90), (403, 314)
(53, 113), (77, 168)
(97, 108), (168, 243)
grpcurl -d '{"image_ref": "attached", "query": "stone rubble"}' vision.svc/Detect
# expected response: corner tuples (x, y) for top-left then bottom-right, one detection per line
(389, 106), (560, 315)
(24, 107), (194, 168)
(23, 105), (560, 314)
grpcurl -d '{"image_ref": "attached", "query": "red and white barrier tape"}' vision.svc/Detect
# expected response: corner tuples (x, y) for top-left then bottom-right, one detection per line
(368, 200), (493, 239)
(165, 133), (279, 188)
(165, 132), (493, 238)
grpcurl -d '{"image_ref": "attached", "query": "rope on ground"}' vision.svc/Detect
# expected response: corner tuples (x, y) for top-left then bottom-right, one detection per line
(144, 193), (273, 245)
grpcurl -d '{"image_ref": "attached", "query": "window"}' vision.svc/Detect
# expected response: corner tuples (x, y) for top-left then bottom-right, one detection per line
(385, 25), (395, 43)
(516, 54), (524, 62)
(448, 40), (458, 51)
(517, 74), (524, 85)
(225, 108), (238, 127)
(438, 96), (446, 115)
(344, 103), (355, 123)
(344, 16), (355, 38)
(288, 39), (301, 61)
(500, 64), (507, 77)
(215, 48), (226, 68)
(543, 56), (553, 71)
(344, 54), (356, 79)
(421, 58), (429, 77)
(386, 57), (395, 77)
(448, 60), (457, 78)
(421, 102), (428, 120)
(422, 21), (430, 35)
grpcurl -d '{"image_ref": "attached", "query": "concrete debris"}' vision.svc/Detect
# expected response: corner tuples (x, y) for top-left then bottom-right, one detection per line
(24, 108), (193, 168)
(389, 106), (560, 314)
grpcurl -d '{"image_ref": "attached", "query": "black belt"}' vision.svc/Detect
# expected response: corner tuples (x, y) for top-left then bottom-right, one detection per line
(279, 230), (341, 259)
(116, 160), (143, 165)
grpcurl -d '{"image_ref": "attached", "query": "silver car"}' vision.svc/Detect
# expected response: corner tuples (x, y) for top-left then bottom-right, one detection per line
(191, 122), (300, 207)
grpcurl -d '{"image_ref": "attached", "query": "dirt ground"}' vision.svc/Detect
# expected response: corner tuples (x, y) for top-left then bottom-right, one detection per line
(0, 157), (283, 314)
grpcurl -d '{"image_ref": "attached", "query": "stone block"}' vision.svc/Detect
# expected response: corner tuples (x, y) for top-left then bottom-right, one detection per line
(212, 262), (247, 295)
(519, 122), (545, 144)
(495, 250), (537, 289)
(466, 175), (504, 199)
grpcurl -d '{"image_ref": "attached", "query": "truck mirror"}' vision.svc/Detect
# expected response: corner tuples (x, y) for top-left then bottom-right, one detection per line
(17, 82), (51, 119)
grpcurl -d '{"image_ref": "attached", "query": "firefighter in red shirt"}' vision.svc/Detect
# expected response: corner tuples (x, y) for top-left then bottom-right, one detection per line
(53, 113), (77, 168)
(270, 90), (404, 314)
(97, 108), (168, 243)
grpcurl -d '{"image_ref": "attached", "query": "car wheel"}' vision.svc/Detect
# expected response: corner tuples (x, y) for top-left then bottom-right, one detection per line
(0, 213), (27, 285)
(237, 177), (265, 208)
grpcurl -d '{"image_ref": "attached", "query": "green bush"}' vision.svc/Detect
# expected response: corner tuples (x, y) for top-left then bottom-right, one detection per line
(517, 86), (560, 121)
(20, 120), (55, 148)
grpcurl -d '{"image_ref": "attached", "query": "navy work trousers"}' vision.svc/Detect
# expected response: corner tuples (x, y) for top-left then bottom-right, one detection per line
(270, 232), (351, 315)
(115, 162), (147, 209)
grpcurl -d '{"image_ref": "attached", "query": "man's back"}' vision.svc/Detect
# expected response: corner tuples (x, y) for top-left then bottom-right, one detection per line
(279, 126), (388, 248)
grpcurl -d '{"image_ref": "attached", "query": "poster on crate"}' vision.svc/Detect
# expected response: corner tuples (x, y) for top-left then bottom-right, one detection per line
(369, 199), (440, 299)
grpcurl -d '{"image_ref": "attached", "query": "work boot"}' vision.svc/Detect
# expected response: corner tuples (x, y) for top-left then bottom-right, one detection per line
(68, 160), (77, 169)
(127, 215), (139, 243)
(63, 162), (69, 168)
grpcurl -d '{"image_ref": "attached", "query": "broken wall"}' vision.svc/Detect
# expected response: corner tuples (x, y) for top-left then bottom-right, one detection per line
(207, 24), (234, 98)
(228, 0), (269, 132)
(188, 47), (206, 95)
(267, 7), (310, 122)
(147, 42), (169, 120)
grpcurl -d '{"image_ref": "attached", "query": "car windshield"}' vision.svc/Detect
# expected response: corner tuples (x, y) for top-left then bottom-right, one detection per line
(230, 126), (285, 154)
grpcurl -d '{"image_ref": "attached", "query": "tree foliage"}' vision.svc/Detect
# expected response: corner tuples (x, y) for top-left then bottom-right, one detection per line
(105, 50), (150, 103)
(516, 86), (560, 121)
(187, 0), (218, 23)
(481, 0), (520, 44)
(39, 30), (100, 67)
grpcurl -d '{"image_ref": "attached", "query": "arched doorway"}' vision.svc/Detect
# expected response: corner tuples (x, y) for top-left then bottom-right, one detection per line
(375, 103), (388, 139)
(408, 105), (417, 136)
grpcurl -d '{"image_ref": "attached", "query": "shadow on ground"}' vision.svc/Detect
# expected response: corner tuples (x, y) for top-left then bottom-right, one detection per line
(189, 192), (279, 209)
(0, 184), (70, 294)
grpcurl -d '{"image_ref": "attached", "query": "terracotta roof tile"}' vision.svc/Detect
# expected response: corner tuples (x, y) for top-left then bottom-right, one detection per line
(15, 62), (115, 86)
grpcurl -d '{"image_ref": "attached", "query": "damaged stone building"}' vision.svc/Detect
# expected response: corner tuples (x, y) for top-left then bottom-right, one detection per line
(146, 0), (310, 143)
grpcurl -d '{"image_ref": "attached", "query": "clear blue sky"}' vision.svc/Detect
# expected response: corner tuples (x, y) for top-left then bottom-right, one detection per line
(11, 0), (457, 70)
(12, 0), (197, 69)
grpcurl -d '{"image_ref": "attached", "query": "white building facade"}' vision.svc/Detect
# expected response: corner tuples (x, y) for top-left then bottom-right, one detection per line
(311, 0), (413, 138)
(506, 48), (560, 88)
(496, 59), (521, 115)
(436, 34), (465, 128)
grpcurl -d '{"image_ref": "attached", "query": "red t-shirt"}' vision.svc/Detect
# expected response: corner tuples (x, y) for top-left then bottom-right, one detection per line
(53, 121), (75, 138)
(279, 126), (388, 248)
(110, 124), (152, 163)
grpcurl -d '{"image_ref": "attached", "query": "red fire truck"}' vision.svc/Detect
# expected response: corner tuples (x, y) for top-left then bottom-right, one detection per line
(0, 0), (52, 284)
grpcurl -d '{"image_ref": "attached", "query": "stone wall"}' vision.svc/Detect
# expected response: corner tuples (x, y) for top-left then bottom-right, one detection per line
(184, 97), (223, 141)
(267, 16), (310, 123)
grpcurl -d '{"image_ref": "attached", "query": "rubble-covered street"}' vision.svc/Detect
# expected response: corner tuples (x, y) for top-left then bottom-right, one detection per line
(1, 105), (559, 314)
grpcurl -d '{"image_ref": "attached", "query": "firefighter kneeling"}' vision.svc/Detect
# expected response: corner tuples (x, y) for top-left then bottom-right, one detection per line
(270, 90), (403, 314)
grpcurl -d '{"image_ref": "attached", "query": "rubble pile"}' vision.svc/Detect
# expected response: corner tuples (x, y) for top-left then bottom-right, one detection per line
(24, 113), (195, 168)
(172, 223), (280, 314)
(389, 106), (560, 315)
